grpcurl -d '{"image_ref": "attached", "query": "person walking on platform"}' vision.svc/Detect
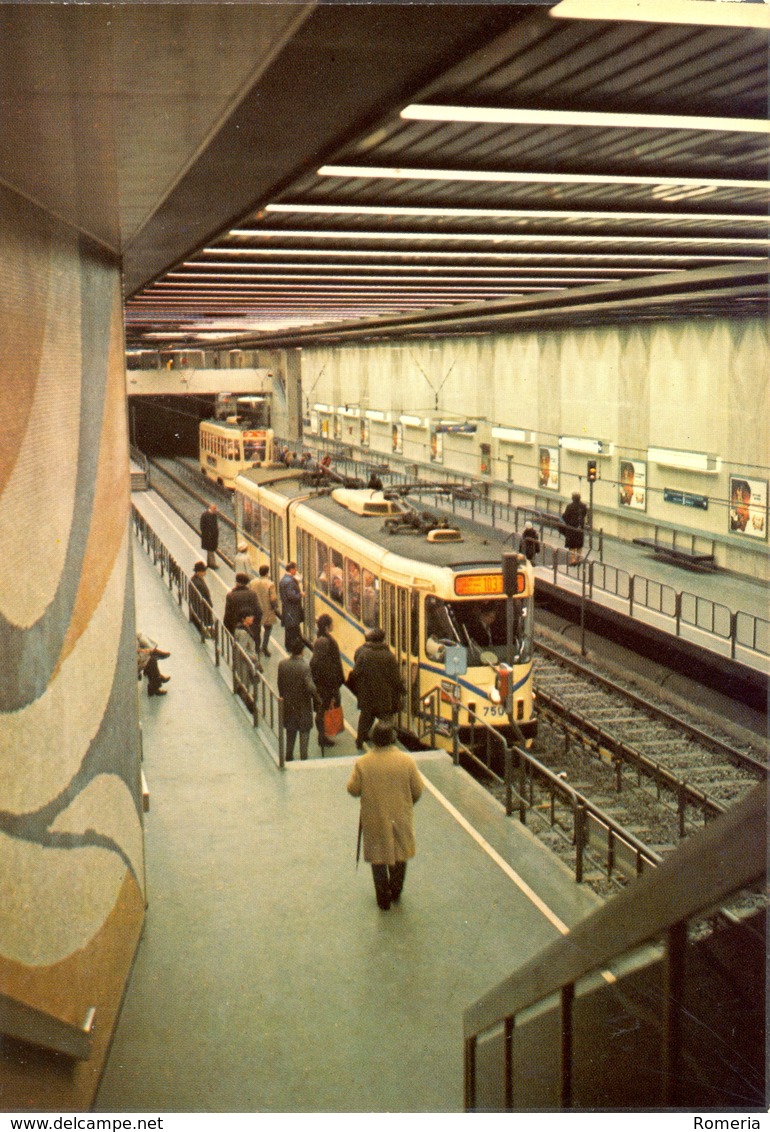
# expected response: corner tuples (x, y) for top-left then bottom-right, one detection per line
(136, 632), (171, 697)
(250, 564), (279, 656)
(234, 541), (253, 578)
(189, 561), (214, 638)
(348, 627), (405, 750)
(200, 503), (219, 569)
(224, 574), (262, 645)
(519, 526), (541, 565)
(277, 640), (318, 761)
(347, 719), (423, 911)
(279, 561), (304, 653)
(234, 611), (261, 698)
(310, 613), (344, 749)
(561, 491), (588, 566)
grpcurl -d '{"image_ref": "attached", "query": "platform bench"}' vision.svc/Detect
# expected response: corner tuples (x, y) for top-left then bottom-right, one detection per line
(633, 534), (716, 570)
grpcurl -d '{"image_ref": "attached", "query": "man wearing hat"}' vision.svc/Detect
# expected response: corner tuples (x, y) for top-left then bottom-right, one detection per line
(347, 720), (423, 910)
(348, 627), (405, 750)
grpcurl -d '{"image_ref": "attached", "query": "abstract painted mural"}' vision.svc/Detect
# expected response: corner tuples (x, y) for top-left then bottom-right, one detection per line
(0, 186), (144, 1061)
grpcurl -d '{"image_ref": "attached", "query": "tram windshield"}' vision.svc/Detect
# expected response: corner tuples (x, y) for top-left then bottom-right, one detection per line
(425, 594), (533, 667)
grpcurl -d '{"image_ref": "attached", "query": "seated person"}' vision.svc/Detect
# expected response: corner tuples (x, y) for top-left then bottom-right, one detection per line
(136, 632), (171, 697)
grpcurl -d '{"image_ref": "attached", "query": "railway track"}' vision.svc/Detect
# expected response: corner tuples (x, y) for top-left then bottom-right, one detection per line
(145, 456), (237, 564)
(482, 636), (767, 892)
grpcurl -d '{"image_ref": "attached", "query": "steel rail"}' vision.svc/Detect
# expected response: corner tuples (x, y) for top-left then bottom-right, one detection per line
(535, 639), (767, 777)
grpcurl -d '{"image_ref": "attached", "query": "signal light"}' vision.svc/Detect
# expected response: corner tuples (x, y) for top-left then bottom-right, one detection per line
(587, 459), (597, 482)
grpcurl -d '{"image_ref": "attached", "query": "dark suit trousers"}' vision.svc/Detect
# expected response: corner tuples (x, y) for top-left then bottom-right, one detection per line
(371, 862), (407, 909)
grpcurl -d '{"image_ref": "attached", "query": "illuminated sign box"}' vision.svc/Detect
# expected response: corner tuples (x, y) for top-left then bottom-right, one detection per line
(491, 426), (532, 445)
(649, 447), (719, 473)
(560, 436), (611, 456)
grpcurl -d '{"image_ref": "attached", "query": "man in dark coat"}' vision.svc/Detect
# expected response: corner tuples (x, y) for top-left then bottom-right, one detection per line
(200, 503), (219, 569)
(349, 627), (405, 750)
(277, 640), (318, 761)
(561, 492), (588, 566)
(310, 613), (345, 749)
(223, 574), (262, 645)
(189, 560), (214, 637)
(279, 561), (304, 652)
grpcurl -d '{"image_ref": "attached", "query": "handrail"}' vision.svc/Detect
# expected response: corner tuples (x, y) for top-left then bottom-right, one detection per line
(420, 683), (660, 884)
(463, 781), (766, 1109)
(131, 505), (285, 767)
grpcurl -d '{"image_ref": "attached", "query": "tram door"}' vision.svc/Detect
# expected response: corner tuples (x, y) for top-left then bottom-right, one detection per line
(380, 580), (419, 732)
(268, 510), (283, 597)
(297, 528), (315, 631)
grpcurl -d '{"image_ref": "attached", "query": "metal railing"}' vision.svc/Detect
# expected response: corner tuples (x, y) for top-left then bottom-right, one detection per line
(131, 505), (286, 766)
(419, 684), (660, 886)
(463, 782), (767, 1110)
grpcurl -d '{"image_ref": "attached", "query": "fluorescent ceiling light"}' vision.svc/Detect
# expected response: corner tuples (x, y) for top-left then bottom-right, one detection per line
(366, 410), (391, 422)
(204, 247), (761, 263)
(317, 164), (769, 192)
(163, 271), (586, 283)
(266, 201), (766, 223)
(400, 414), (427, 427)
(400, 103), (770, 135)
(550, 0), (770, 30)
(170, 267), (639, 279)
(231, 228), (770, 247)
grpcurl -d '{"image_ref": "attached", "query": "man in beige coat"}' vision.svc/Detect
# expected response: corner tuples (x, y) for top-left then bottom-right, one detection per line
(347, 719), (423, 910)
(250, 564), (279, 656)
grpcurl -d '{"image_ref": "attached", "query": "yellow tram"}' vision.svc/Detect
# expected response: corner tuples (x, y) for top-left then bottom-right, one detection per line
(234, 466), (537, 749)
(199, 418), (274, 489)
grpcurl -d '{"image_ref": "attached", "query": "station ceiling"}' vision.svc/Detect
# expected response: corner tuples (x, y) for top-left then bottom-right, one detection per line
(1, 2), (767, 348)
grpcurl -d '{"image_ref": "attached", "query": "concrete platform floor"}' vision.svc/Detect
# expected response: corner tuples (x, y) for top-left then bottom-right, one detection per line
(94, 536), (600, 1113)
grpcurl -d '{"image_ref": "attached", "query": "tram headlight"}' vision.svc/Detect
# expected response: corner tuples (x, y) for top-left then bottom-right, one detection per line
(489, 687), (501, 705)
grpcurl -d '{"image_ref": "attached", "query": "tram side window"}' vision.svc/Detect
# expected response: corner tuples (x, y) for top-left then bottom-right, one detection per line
(259, 504), (270, 551)
(226, 440), (239, 461)
(242, 497), (253, 539)
(330, 549), (344, 606)
(362, 569), (379, 628)
(345, 558), (361, 621)
(316, 541), (329, 595)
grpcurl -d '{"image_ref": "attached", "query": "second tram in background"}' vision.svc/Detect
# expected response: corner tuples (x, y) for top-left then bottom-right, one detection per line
(233, 465), (537, 751)
(199, 395), (274, 489)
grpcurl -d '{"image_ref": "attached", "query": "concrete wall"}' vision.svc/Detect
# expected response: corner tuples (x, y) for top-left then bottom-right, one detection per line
(299, 317), (770, 579)
(126, 367), (274, 397)
(0, 185), (144, 1054)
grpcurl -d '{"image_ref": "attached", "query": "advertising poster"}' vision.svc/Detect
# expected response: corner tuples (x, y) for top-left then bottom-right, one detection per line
(320, 416), (329, 438)
(430, 428), (444, 464)
(392, 422), (403, 454)
(333, 414), (342, 441)
(360, 417), (370, 448)
(619, 459), (647, 511)
(480, 442), (492, 476)
(729, 475), (767, 539)
(309, 410), (319, 434)
(538, 445), (559, 491)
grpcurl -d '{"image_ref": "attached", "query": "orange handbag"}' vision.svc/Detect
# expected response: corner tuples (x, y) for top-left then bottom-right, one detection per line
(324, 703), (344, 737)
